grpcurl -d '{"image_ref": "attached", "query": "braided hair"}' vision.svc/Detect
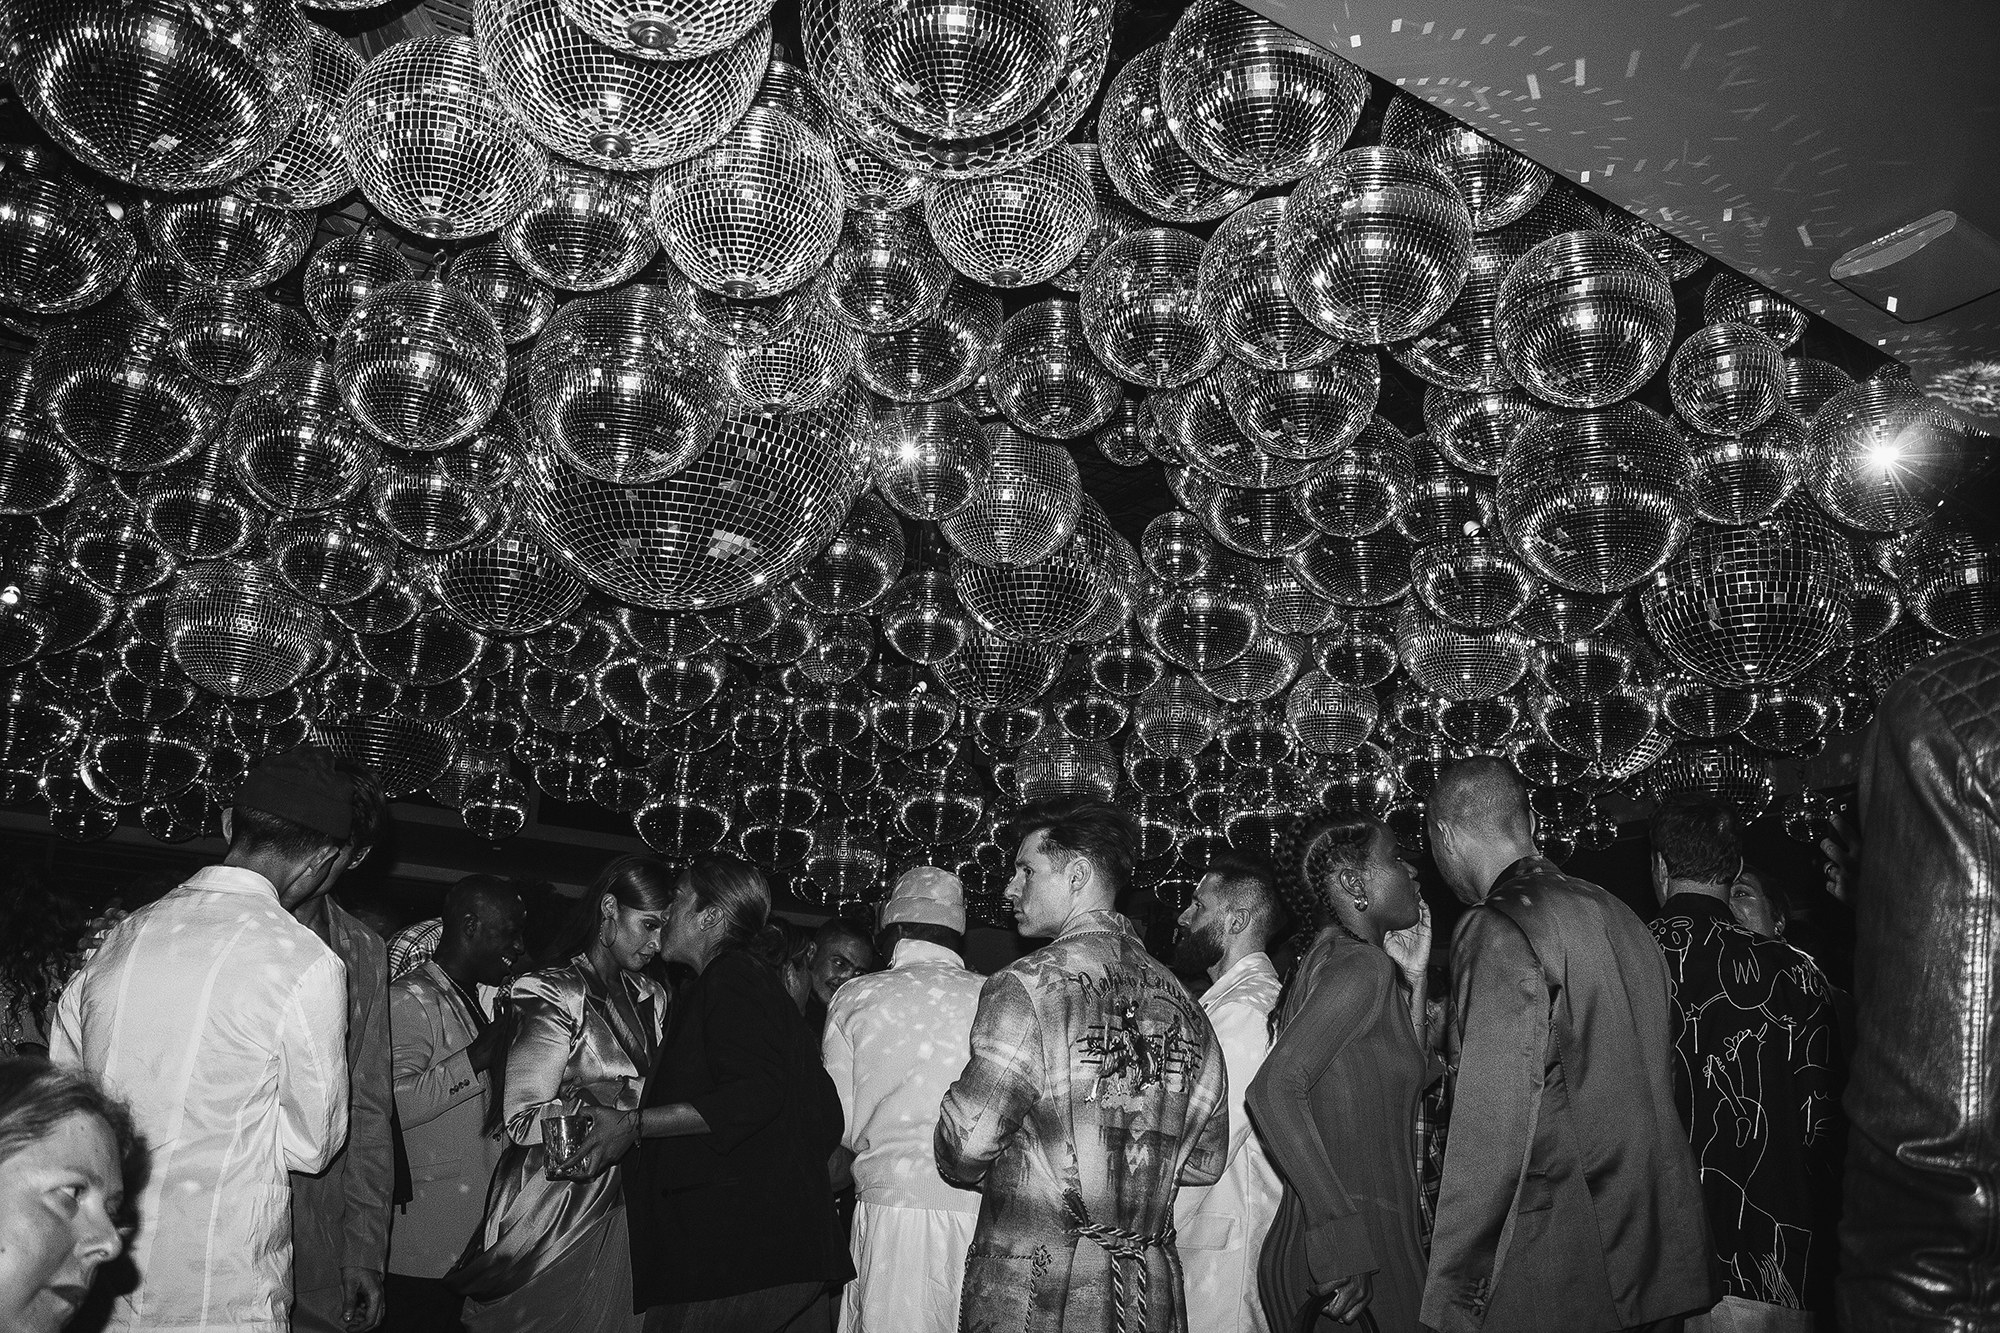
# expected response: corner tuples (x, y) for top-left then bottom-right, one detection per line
(1269, 814), (1390, 1037)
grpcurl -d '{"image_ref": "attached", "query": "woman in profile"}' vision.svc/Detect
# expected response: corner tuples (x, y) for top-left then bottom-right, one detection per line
(447, 856), (673, 1333)
(1249, 816), (1437, 1333)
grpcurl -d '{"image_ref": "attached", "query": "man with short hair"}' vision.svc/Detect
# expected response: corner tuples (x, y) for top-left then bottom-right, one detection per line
(823, 867), (984, 1333)
(1648, 793), (1840, 1332)
(937, 800), (1228, 1333)
(384, 875), (525, 1333)
(1422, 756), (1714, 1333)
(1172, 853), (1284, 1333)
(51, 746), (357, 1333)
(807, 917), (878, 1012)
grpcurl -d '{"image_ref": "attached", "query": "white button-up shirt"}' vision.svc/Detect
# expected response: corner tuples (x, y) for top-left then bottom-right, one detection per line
(51, 865), (350, 1333)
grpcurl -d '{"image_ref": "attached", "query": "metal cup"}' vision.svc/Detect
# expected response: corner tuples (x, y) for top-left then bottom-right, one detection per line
(541, 1113), (588, 1180)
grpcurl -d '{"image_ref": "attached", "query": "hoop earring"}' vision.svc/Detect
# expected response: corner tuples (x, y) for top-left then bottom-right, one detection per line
(598, 917), (615, 949)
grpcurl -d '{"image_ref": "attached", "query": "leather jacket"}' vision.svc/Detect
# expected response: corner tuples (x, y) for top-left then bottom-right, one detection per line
(1842, 631), (2000, 1331)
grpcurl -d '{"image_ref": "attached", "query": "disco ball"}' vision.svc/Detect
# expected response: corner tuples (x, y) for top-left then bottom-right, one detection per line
(338, 35), (548, 240)
(523, 407), (858, 610)
(64, 484), (179, 596)
(302, 229), (415, 334)
(1198, 630), (1304, 704)
(1498, 402), (1691, 593)
(931, 630), (1062, 709)
(1204, 486), (1315, 559)
(1142, 510), (1215, 586)
(872, 688), (956, 751)
(0, 149), (134, 315)
(926, 147), (1096, 288)
(832, 132), (928, 212)
(478, 0), (768, 170)
(951, 519), (1105, 644)
(521, 665), (607, 733)
(229, 355), (380, 512)
(1132, 672), (1222, 759)
(1090, 629), (1166, 700)
(1596, 204), (1705, 281)
(446, 245), (555, 346)
(1291, 415), (1413, 541)
(1641, 500), (1853, 688)
(802, 821), (885, 904)
(315, 714), (459, 798)
(1155, 377), (1323, 491)
(9, 0), (309, 191)
(872, 400), (991, 521)
(1259, 562), (1338, 638)
(1435, 694), (1523, 751)
(1289, 528), (1412, 608)
(169, 288), (282, 387)
(1098, 45), (1252, 225)
(798, 614), (874, 684)
(137, 449), (263, 561)
(1898, 526), (2000, 641)
(1050, 145), (1144, 293)
(837, 0), (1069, 138)
(1410, 532), (1542, 629)
(717, 306), (857, 413)
(355, 610), (488, 687)
(1785, 356), (1854, 423)
(1424, 387), (1541, 476)
(940, 426), (1082, 567)
(988, 300), (1121, 439)
(1379, 96), (1551, 231)
(1388, 213), (1563, 394)
(1496, 231), (1676, 408)
(334, 279), (507, 452)
(1143, 559), (1262, 672)
(1015, 730), (1117, 803)
(1652, 743), (1773, 820)
(852, 282), (1002, 402)
(0, 358), (86, 517)
(1051, 679), (1128, 741)
(555, 0), (770, 60)
(502, 164), (658, 294)
(267, 512), (395, 605)
(232, 22), (362, 210)
(820, 209), (952, 334)
(1740, 681), (1832, 755)
(1851, 571), (1903, 644)
(1398, 602), (1531, 701)
(1286, 671), (1377, 755)
(369, 442), (511, 552)
(464, 774), (529, 840)
(123, 252), (193, 328)
(1159, 0), (1369, 188)
(33, 308), (224, 473)
(1803, 377), (1963, 533)
(1704, 271), (1809, 349)
(1685, 407), (1807, 525)
(650, 106), (843, 300)
(1222, 348), (1380, 461)
(794, 493), (905, 614)
(1195, 198), (1336, 372)
(1095, 397), (1156, 467)
(1315, 744), (1395, 818)
(1669, 322), (1786, 436)
(1278, 147), (1472, 345)
(141, 785), (217, 844)
(1, 539), (116, 664)
(1535, 690), (1660, 768)
(81, 723), (204, 806)
(1079, 228), (1222, 388)
(1397, 434), (1495, 546)
(1531, 616), (1659, 700)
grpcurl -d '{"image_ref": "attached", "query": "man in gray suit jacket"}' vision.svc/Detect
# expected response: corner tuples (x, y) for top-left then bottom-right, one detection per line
(1422, 758), (1716, 1333)
(385, 876), (523, 1332)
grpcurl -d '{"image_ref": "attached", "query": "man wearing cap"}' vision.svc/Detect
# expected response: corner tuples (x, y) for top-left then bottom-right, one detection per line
(51, 745), (360, 1333)
(822, 867), (985, 1333)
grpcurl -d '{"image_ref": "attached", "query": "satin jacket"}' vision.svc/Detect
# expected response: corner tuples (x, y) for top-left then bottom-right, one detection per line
(1842, 632), (2000, 1332)
(936, 909), (1228, 1333)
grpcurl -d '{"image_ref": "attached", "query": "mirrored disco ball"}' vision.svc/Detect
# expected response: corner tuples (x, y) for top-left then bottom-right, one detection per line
(1851, 570), (1903, 644)
(1424, 387), (1540, 476)
(1531, 616), (1658, 700)
(1289, 527), (1412, 608)
(1498, 402), (1691, 593)
(232, 22), (360, 210)
(524, 407), (858, 611)
(1496, 230), (1676, 408)
(1596, 203), (1704, 281)
(926, 145), (1095, 288)
(81, 725), (204, 805)
(1669, 322), (1786, 436)
(820, 209), (952, 334)
(1652, 742), (1772, 819)
(169, 288), (282, 387)
(1390, 220), (1553, 393)
(832, 132), (929, 212)
(951, 522), (1105, 645)
(369, 445), (510, 552)
(1015, 730), (1117, 803)
(1198, 628), (1303, 704)
(1292, 415), (1415, 539)
(1803, 377), (1963, 533)
(531, 285), (724, 485)
(9, 0), (308, 191)
(1159, 0), (1369, 188)
(1278, 147), (1472, 345)
(138, 449), (263, 561)
(521, 664), (607, 733)
(797, 613), (874, 684)
(1196, 197), (1336, 372)
(1049, 145), (1142, 293)
(898, 765), (987, 846)
(1224, 348), (1380, 462)
(123, 252), (193, 328)
(355, 608), (489, 687)
(1397, 433), (1495, 545)
(314, 713), (458, 798)
(1379, 95), (1551, 232)
(446, 245), (555, 345)
(1255, 562), (1336, 639)
(1287, 671), (1377, 754)
(650, 106), (843, 300)
(0, 357), (86, 516)
(0, 149), (134, 315)
(1143, 558), (1263, 672)
(557, 0), (772, 61)
(1641, 499), (1853, 688)
(1203, 485), (1314, 559)
(1898, 526), (2000, 641)
(1685, 406), (1806, 525)
(1659, 676), (1756, 739)
(794, 493), (905, 613)
(230, 355), (380, 511)
(302, 229), (414, 334)
(1097, 45), (1253, 224)
(267, 511), (395, 605)
(852, 282), (1002, 402)
(872, 400), (991, 521)
(1785, 356), (1854, 423)
(871, 686), (956, 751)
(335, 279), (507, 451)
(1090, 627), (1165, 699)
(838, 0), (1067, 138)
(1142, 510), (1214, 585)
(502, 164), (658, 294)
(1411, 531), (1542, 629)
(932, 629), (1062, 709)
(1080, 228), (1222, 389)
(988, 300), (1121, 439)
(1704, 271), (1809, 349)
(33, 308), (224, 473)
(1132, 671), (1220, 758)
(1740, 680), (1832, 754)
(1397, 601), (1531, 701)
(1094, 397), (1154, 467)
(940, 426), (1082, 567)
(64, 482), (179, 596)
(1, 538), (116, 664)
(718, 305), (856, 413)
(147, 192), (314, 293)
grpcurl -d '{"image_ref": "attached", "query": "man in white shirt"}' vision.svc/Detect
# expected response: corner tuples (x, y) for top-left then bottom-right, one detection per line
(823, 867), (984, 1333)
(51, 746), (360, 1333)
(1172, 852), (1286, 1333)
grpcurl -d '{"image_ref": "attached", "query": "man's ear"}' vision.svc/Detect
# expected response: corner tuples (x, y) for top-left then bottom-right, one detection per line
(1223, 906), (1248, 938)
(219, 807), (234, 843)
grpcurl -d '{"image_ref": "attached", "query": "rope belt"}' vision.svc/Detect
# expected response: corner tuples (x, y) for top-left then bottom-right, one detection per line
(1064, 1201), (1175, 1333)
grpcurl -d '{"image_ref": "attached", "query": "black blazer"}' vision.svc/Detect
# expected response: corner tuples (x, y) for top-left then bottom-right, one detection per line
(624, 949), (853, 1308)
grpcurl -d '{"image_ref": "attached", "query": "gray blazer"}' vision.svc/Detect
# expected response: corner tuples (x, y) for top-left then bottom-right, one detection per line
(387, 959), (502, 1279)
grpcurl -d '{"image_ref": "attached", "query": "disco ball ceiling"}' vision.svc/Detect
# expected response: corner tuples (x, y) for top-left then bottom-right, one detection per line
(1, 0), (1992, 919)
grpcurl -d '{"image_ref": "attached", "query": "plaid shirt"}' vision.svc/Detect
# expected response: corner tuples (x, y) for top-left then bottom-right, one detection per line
(936, 909), (1228, 1333)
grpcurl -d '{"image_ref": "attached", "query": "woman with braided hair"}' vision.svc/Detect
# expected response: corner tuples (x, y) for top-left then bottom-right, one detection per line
(1248, 816), (1438, 1332)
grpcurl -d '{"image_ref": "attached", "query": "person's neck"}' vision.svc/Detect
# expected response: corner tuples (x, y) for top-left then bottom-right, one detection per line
(1466, 838), (1541, 904)
(1062, 896), (1117, 937)
(433, 940), (482, 995)
(1208, 939), (1262, 985)
(289, 891), (332, 929)
(1663, 877), (1731, 902)
(584, 939), (623, 990)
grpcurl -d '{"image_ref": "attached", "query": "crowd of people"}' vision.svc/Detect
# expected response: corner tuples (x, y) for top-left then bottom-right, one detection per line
(1, 628), (1997, 1333)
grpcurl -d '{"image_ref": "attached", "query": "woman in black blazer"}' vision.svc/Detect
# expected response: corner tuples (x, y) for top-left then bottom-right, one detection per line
(558, 855), (852, 1332)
